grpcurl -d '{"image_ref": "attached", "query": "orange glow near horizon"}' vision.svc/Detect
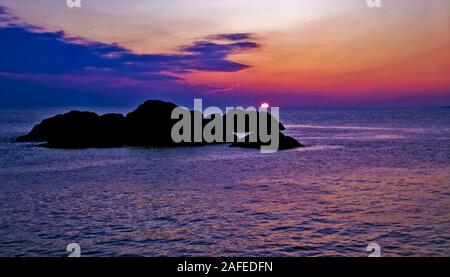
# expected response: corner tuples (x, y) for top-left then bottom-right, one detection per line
(184, 2), (450, 98)
(1, 0), (449, 106)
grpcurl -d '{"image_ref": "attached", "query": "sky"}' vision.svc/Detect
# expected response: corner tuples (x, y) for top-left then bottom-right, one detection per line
(0, 0), (449, 107)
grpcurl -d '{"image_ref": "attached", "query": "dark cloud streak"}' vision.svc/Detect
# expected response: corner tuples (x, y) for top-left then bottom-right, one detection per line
(207, 33), (254, 41)
(0, 6), (259, 81)
(0, 5), (260, 106)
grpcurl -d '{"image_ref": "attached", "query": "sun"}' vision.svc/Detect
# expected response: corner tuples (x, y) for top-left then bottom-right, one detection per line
(260, 102), (270, 109)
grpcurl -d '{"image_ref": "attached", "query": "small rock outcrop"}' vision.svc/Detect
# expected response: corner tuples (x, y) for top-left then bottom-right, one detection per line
(231, 132), (303, 150)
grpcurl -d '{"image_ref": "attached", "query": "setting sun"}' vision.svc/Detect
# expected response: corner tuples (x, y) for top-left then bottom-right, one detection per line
(260, 102), (270, 109)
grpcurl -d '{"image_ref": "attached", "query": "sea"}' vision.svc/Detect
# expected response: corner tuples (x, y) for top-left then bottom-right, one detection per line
(0, 107), (449, 256)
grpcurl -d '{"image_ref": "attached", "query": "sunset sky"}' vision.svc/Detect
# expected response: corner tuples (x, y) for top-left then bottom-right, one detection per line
(1, 0), (449, 107)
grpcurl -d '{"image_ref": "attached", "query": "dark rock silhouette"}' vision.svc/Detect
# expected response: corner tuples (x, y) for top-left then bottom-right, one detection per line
(125, 100), (179, 146)
(231, 132), (303, 150)
(17, 111), (126, 148)
(219, 110), (285, 133)
(17, 99), (303, 150)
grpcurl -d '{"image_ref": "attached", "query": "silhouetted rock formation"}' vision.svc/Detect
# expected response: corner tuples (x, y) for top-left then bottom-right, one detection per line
(218, 110), (285, 133)
(16, 111), (126, 148)
(231, 132), (302, 150)
(17, 100), (303, 150)
(125, 100), (179, 146)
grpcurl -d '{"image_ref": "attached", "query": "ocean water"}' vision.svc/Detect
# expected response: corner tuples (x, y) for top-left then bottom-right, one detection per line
(0, 107), (449, 257)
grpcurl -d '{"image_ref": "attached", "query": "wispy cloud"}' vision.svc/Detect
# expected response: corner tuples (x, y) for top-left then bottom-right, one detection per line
(206, 33), (254, 41)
